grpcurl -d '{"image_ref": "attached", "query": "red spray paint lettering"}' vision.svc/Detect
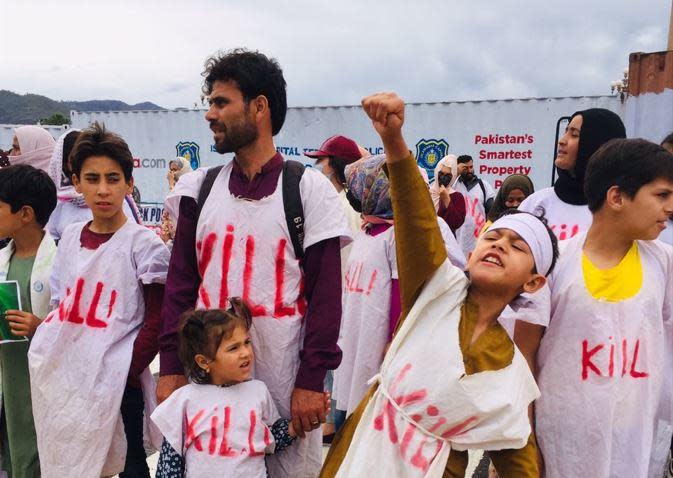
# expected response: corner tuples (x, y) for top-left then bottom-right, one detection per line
(183, 406), (271, 458)
(373, 364), (478, 473)
(550, 224), (580, 241)
(581, 337), (649, 380)
(47, 278), (117, 328)
(344, 262), (378, 295)
(197, 225), (305, 319)
(464, 196), (486, 238)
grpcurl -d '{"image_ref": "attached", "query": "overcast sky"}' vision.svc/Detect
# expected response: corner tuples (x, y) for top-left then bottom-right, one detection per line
(1, 0), (669, 109)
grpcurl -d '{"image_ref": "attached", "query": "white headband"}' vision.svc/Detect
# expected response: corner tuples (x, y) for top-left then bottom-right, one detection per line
(486, 214), (554, 276)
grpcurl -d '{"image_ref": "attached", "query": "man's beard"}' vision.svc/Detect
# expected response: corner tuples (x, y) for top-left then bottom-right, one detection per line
(212, 115), (259, 154)
(460, 172), (474, 182)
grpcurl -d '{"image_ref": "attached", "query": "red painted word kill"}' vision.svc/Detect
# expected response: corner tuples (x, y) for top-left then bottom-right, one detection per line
(196, 225), (306, 318)
(550, 223), (580, 241)
(185, 407), (270, 458)
(344, 263), (378, 295)
(45, 278), (118, 328)
(373, 364), (478, 473)
(465, 196), (486, 239)
(581, 337), (649, 381)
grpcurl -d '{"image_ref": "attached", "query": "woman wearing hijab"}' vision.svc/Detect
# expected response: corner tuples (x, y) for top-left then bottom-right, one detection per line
(46, 130), (143, 242)
(161, 158), (193, 246)
(519, 108), (626, 241)
(9, 126), (55, 173)
(430, 155), (466, 233)
(166, 157), (192, 191)
(482, 174), (535, 230)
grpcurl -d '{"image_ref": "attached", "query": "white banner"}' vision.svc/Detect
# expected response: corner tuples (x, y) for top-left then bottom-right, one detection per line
(4, 96), (623, 204)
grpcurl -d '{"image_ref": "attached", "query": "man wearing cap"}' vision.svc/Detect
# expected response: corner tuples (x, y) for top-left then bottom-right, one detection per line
(305, 135), (364, 239)
(305, 135), (364, 441)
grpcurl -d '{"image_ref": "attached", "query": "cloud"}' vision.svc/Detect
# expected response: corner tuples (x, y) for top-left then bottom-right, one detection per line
(1, 0), (669, 108)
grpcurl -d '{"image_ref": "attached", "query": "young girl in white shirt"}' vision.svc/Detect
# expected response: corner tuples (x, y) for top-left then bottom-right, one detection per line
(152, 299), (327, 477)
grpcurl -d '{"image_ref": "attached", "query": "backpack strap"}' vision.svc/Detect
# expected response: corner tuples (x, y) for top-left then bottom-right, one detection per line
(282, 160), (306, 260)
(195, 161), (306, 260)
(477, 178), (487, 204)
(196, 165), (224, 218)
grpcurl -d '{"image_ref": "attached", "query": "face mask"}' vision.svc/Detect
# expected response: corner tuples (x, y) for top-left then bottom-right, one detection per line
(437, 172), (453, 187)
(315, 162), (334, 181)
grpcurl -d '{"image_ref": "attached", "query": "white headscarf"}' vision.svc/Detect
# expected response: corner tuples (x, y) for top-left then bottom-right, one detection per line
(430, 154), (459, 210)
(9, 126), (55, 173)
(170, 157), (192, 181)
(48, 129), (86, 207)
(486, 213), (554, 276)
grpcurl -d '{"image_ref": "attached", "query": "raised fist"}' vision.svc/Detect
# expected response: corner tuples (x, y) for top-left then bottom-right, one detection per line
(361, 92), (405, 142)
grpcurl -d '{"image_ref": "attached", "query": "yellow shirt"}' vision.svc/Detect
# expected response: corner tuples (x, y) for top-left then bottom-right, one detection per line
(582, 242), (642, 302)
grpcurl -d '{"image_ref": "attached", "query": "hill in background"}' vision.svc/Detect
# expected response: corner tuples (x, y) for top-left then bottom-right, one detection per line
(0, 90), (165, 124)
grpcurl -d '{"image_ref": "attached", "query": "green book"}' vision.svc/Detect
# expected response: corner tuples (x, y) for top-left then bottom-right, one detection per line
(0, 280), (27, 343)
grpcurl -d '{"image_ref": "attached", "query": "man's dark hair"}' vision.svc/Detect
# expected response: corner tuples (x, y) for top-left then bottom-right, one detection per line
(0, 165), (56, 227)
(457, 155), (473, 164)
(202, 48), (287, 136)
(661, 131), (673, 147)
(70, 122), (134, 181)
(496, 208), (560, 276)
(585, 138), (673, 213)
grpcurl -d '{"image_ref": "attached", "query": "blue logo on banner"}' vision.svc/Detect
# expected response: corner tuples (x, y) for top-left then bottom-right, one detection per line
(176, 141), (201, 169)
(415, 138), (449, 179)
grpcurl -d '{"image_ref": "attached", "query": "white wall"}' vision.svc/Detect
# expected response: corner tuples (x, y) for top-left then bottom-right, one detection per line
(0, 96), (622, 206)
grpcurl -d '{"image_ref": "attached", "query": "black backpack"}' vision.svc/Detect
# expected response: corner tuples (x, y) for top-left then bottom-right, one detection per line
(195, 160), (306, 260)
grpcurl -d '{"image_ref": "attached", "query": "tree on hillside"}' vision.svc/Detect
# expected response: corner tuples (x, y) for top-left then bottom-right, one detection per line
(40, 113), (71, 125)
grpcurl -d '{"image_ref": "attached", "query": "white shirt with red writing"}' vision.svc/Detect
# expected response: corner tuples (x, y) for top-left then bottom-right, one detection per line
(336, 260), (538, 478)
(534, 235), (673, 477)
(453, 178), (496, 256)
(334, 219), (466, 416)
(518, 187), (592, 241)
(152, 380), (280, 477)
(29, 220), (169, 477)
(173, 162), (351, 478)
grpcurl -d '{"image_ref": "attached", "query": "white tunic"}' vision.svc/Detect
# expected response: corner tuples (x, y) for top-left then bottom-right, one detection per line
(151, 381), (280, 477)
(336, 260), (539, 478)
(518, 187), (592, 241)
(534, 235), (673, 478)
(454, 178), (496, 256)
(333, 220), (466, 416)
(177, 163), (351, 478)
(28, 221), (170, 478)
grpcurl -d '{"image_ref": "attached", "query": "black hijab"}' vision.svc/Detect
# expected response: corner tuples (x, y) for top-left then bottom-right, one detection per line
(553, 108), (626, 205)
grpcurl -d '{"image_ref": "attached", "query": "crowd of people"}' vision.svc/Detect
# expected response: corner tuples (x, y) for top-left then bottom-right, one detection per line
(0, 48), (673, 478)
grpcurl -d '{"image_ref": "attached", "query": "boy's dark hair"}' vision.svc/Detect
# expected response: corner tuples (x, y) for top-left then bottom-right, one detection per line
(178, 298), (252, 385)
(70, 122), (134, 181)
(661, 131), (673, 148)
(202, 48), (287, 135)
(457, 155), (473, 164)
(585, 138), (673, 213)
(496, 208), (560, 276)
(0, 165), (56, 227)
